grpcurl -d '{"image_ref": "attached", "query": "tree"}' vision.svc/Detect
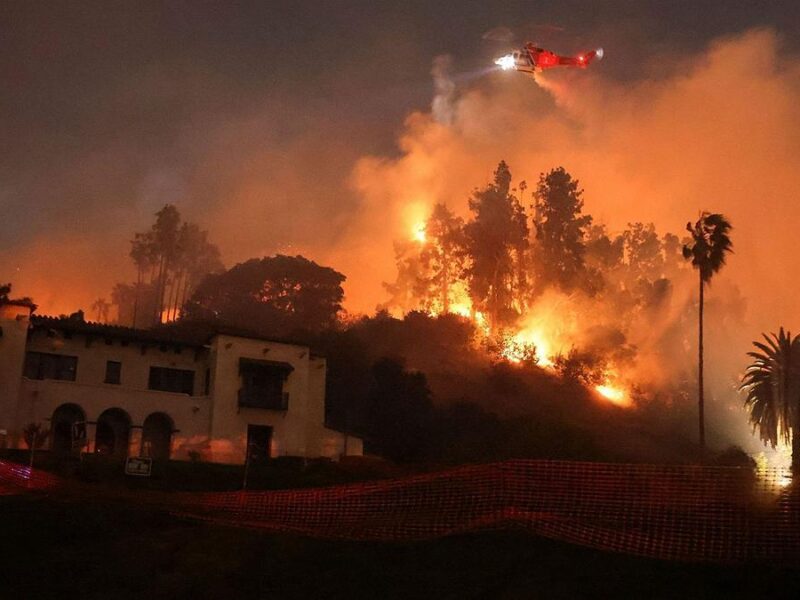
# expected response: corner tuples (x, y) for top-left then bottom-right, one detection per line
(122, 205), (222, 327)
(168, 223), (224, 322)
(91, 298), (110, 323)
(148, 204), (182, 324)
(22, 422), (50, 468)
(129, 232), (157, 328)
(111, 282), (157, 327)
(184, 255), (346, 334)
(683, 212), (733, 450)
(623, 222), (664, 283)
(418, 203), (467, 314)
(741, 328), (800, 474)
(365, 358), (437, 462)
(0, 283), (34, 306)
(585, 224), (624, 272)
(382, 240), (428, 315)
(533, 167), (593, 293)
(464, 161), (529, 329)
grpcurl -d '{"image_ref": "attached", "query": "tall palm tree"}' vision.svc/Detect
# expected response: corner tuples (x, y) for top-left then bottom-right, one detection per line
(91, 298), (110, 323)
(683, 212), (733, 450)
(741, 329), (800, 474)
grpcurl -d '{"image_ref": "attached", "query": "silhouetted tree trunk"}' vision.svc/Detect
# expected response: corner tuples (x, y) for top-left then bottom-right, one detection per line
(698, 271), (705, 451)
(132, 267), (141, 328)
(794, 408), (800, 475)
(166, 273), (179, 322)
(179, 272), (192, 318)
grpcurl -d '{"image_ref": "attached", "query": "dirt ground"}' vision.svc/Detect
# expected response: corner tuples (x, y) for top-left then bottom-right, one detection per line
(3, 494), (800, 600)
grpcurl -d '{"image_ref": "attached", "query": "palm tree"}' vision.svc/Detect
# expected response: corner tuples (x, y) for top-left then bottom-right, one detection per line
(91, 298), (110, 323)
(741, 328), (800, 474)
(683, 212), (733, 450)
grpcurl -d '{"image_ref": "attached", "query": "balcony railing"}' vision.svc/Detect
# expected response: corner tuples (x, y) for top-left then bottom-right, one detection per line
(237, 388), (289, 410)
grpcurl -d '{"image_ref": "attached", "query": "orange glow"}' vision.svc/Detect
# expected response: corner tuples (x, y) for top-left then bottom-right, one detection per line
(448, 301), (472, 318)
(501, 328), (555, 368)
(412, 222), (427, 244)
(595, 384), (630, 407)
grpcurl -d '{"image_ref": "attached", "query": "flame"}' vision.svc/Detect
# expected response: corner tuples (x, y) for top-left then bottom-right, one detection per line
(448, 302), (472, 318)
(755, 445), (793, 490)
(409, 268), (633, 408)
(412, 222), (427, 244)
(594, 384), (630, 407)
(501, 328), (555, 368)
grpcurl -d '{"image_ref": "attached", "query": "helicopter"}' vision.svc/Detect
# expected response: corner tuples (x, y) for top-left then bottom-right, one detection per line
(495, 42), (603, 75)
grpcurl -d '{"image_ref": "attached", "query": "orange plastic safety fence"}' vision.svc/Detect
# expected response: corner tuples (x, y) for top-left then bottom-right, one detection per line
(2, 459), (798, 565)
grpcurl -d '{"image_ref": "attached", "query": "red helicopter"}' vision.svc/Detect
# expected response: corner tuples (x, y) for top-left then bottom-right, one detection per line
(495, 42), (603, 75)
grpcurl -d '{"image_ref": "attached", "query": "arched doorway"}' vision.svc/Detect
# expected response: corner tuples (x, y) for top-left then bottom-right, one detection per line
(95, 408), (131, 458)
(51, 404), (85, 455)
(141, 412), (173, 460)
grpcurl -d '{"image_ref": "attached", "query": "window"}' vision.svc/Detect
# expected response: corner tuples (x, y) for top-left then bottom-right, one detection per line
(23, 352), (78, 381)
(105, 361), (122, 385)
(148, 367), (195, 395)
(238, 359), (293, 410)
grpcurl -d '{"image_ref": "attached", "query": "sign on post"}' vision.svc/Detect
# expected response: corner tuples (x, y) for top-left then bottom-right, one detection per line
(125, 457), (153, 477)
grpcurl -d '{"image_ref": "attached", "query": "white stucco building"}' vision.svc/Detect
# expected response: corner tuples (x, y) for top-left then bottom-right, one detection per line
(0, 301), (361, 464)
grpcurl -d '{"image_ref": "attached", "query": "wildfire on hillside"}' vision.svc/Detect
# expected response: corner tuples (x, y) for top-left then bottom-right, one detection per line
(396, 217), (637, 408)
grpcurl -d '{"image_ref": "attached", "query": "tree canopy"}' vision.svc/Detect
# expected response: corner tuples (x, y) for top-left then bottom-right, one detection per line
(119, 204), (223, 327)
(465, 161), (529, 328)
(533, 166), (593, 293)
(741, 329), (800, 455)
(682, 212), (733, 283)
(184, 254), (346, 335)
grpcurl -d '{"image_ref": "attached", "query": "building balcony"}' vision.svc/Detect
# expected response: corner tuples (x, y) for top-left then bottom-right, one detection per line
(237, 388), (289, 411)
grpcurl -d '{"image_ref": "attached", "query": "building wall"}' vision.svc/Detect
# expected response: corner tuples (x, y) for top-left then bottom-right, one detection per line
(0, 305), (33, 448)
(17, 378), (213, 458)
(13, 326), (213, 459)
(207, 335), (316, 463)
(0, 313), (362, 464)
(25, 328), (210, 396)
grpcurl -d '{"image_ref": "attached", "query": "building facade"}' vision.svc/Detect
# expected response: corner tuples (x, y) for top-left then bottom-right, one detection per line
(0, 302), (362, 464)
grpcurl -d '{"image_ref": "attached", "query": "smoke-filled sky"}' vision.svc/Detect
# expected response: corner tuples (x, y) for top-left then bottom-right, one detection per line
(2, 0), (800, 332)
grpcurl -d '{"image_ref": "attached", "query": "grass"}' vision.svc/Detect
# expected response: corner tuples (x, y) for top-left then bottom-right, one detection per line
(3, 494), (800, 599)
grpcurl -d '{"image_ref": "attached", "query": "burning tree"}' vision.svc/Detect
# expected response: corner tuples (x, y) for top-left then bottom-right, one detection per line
(378, 160), (709, 413)
(532, 167), (594, 294)
(117, 205), (223, 327)
(382, 240), (430, 316)
(417, 203), (468, 315)
(464, 161), (529, 330)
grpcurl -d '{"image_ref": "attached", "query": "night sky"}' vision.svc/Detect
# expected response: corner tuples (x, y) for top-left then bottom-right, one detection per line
(2, 1), (800, 314)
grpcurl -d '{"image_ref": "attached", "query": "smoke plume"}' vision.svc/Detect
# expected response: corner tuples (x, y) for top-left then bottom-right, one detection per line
(338, 29), (800, 454)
